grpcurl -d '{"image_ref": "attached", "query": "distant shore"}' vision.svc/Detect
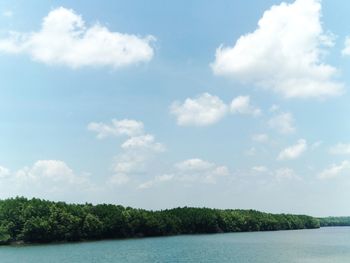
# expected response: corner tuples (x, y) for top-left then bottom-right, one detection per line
(0, 197), (344, 246)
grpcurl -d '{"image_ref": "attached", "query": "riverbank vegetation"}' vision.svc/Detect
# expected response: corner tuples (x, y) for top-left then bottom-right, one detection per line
(319, 217), (350, 227)
(0, 197), (320, 244)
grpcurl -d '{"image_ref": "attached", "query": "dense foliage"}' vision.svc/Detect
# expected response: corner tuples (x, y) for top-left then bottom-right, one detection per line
(0, 197), (320, 244)
(319, 217), (350, 227)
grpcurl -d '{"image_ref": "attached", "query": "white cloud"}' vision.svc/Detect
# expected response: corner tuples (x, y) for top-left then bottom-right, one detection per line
(175, 158), (215, 171)
(88, 119), (144, 139)
(329, 143), (350, 155)
(252, 133), (269, 143)
(121, 134), (165, 152)
(113, 136), (164, 175)
(138, 158), (230, 189)
(112, 141), (164, 181)
(211, 0), (343, 98)
(0, 7), (155, 68)
(113, 130), (165, 179)
(170, 93), (264, 126)
(0, 160), (94, 201)
(230, 96), (261, 116)
(112, 152), (148, 174)
(27, 160), (73, 177)
(277, 139), (307, 160)
(342, 37), (350, 56)
(15, 160), (85, 185)
(170, 93), (228, 126)
(268, 112), (296, 134)
(175, 158), (229, 184)
(250, 166), (300, 181)
(89, 118), (165, 185)
(318, 161), (350, 179)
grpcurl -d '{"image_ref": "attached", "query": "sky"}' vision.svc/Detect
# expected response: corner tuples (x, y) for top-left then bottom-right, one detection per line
(0, 0), (350, 216)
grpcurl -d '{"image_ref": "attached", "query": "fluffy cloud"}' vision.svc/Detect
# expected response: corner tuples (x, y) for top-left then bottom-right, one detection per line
(113, 134), (164, 181)
(112, 152), (149, 175)
(112, 135), (164, 175)
(329, 143), (350, 155)
(15, 160), (89, 186)
(89, 118), (165, 185)
(18, 160), (73, 178)
(277, 139), (307, 160)
(121, 134), (165, 152)
(318, 161), (350, 179)
(342, 37), (350, 56)
(138, 158), (230, 189)
(174, 158), (229, 184)
(170, 93), (228, 126)
(175, 158), (216, 171)
(211, 0), (343, 98)
(88, 119), (144, 139)
(0, 7), (155, 68)
(170, 93), (262, 126)
(268, 112), (296, 134)
(230, 96), (261, 116)
(0, 160), (93, 200)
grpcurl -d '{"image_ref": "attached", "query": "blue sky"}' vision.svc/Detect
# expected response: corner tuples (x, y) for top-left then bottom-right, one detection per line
(0, 0), (350, 216)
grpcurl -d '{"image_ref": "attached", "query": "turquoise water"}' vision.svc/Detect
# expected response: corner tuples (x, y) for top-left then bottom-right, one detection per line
(0, 227), (350, 262)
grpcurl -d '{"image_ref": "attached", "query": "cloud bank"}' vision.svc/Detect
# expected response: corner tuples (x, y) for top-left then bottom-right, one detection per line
(0, 7), (155, 68)
(211, 0), (343, 98)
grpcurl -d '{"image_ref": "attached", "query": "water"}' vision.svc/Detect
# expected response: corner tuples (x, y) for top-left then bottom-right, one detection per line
(0, 227), (349, 262)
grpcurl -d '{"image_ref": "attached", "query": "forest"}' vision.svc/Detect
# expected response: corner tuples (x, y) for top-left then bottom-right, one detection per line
(0, 197), (321, 244)
(319, 216), (350, 227)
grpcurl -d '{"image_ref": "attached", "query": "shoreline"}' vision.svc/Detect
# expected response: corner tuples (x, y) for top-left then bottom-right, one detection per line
(5, 226), (332, 247)
(0, 197), (346, 246)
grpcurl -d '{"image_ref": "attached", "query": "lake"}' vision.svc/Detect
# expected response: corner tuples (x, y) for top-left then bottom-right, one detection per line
(0, 227), (349, 262)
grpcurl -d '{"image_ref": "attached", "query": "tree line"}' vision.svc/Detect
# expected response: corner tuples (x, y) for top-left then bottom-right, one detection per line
(319, 217), (350, 227)
(0, 197), (320, 244)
